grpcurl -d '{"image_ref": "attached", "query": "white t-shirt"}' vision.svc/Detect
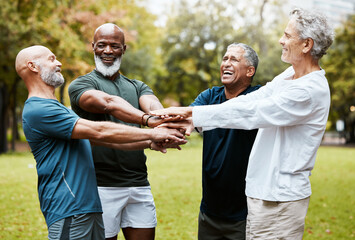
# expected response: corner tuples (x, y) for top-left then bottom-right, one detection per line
(193, 66), (330, 201)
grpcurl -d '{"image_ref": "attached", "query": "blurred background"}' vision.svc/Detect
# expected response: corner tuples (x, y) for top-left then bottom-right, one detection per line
(1, 0), (354, 153)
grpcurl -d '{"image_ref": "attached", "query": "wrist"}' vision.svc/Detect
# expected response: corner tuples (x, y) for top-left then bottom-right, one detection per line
(146, 115), (154, 128)
(148, 140), (153, 150)
(141, 113), (149, 126)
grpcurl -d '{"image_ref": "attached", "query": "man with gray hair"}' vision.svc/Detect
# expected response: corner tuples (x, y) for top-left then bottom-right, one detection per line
(190, 43), (260, 240)
(151, 8), (334, 239)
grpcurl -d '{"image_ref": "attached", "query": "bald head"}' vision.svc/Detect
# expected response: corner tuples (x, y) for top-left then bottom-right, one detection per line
(15, 45), (51, 78)
(93, 23), (125, 44)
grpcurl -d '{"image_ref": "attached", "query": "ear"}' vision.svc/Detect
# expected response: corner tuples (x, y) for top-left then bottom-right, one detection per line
(92, 42), (95, 51)
(122, 44), (127, 55)
(27, 61), (40, 73)
(303, 38), (314, 54)
(246, 66), (255, 78)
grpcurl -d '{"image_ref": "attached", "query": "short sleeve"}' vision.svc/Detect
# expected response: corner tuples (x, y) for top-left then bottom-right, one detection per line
(68, 75), (96, 108)
(23, 100), (79, 141)
(135, 80), (154, 97)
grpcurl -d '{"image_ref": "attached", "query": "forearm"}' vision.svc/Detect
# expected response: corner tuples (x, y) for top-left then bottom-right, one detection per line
(79, 90), (147, 125)
(90, 139), (151, 151)
(73, 119), (154, 143)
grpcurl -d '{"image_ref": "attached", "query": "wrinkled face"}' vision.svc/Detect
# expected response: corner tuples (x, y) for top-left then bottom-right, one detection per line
(220, 46), (251, 87)
(279, 19), (305, 64)
(35, 50), (64, 88)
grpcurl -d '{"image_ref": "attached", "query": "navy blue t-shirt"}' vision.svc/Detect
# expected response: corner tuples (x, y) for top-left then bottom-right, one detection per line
(191, 85), (260, 221)
(22, 97), (102, 227)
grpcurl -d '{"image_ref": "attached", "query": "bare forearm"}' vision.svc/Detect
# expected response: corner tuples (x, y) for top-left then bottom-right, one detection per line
(79, 90), (146, 125)
(90, 139), (151, 151)
(72, 118), (185, 144)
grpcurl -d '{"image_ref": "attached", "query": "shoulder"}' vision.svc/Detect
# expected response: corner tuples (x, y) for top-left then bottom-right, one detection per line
(69, 71), (96, 88)
(74, 70), (96, 82)
(201, 86), (224, 97)
(191, 86), (224, 106)
(121, 74), (147, 86)
(24, 98), (73, 122)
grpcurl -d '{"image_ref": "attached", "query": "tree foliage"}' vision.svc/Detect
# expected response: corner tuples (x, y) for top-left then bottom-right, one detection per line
(323, 14), (355, 142)
(155, 0), (288, 106)
(0, 0), (160, 153)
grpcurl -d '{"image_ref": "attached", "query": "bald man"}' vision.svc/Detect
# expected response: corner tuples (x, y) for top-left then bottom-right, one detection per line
(16, 45), (185, 240)
(68, 23), (169, 240)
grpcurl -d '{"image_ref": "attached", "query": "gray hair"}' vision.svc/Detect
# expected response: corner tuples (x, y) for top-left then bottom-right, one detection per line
(290, 8), (334, 60)
(227, 43), (259, 78)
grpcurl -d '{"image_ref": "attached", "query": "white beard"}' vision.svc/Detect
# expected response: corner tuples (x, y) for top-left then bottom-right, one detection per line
(94, 54), (122, 77)
(36, 62), (64, 88)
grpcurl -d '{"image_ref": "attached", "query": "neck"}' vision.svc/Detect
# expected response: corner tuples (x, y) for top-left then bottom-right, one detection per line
(25, 77), (57, 100)
(224, 84), (249, 99)
(292, 56), (320, 79)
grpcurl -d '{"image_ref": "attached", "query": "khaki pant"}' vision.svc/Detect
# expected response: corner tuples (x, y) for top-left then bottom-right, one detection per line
(246, 197), (310, 240)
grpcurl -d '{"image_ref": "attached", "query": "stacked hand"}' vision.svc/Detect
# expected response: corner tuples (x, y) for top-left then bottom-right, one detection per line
(148, 107), (196, 153)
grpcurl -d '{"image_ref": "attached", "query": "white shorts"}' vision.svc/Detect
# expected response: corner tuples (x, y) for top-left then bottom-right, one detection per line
(98, 186), (157, 238)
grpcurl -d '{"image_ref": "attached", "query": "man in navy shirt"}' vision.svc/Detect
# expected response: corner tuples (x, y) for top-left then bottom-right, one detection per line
(15, 45), (185, 240)
(191, 43), (260, 240)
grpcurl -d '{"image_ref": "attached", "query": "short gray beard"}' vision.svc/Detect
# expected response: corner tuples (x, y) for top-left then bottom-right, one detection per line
(35, 61), (64, 88)
(94, 54), (122, 77)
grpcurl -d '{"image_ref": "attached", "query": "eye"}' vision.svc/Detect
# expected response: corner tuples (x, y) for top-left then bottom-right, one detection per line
(112, 45), (123, 51)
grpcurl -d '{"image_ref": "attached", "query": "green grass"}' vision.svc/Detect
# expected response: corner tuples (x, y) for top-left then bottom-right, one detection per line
(0, 139), (354, 239)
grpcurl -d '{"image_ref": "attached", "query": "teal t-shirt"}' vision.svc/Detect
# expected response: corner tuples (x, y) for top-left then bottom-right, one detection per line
(68, 70), (154, 187)
(22, 97), (102, 227)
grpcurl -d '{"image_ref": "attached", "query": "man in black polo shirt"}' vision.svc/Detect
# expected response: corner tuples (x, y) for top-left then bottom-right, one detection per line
(191, 43), (260, 240)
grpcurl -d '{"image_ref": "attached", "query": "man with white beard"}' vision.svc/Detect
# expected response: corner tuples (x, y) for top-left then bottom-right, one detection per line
(16, 45), (186, 240)
(68, 23), (172, 240)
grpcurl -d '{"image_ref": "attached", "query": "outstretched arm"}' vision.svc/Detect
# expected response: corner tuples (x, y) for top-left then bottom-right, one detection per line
(150, 107), (194, 119)
(71, 118), (186, 144)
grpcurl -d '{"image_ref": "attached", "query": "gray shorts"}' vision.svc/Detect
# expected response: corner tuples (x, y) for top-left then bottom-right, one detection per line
(48, 213), (104, 240)
(198, 211), (246, 240)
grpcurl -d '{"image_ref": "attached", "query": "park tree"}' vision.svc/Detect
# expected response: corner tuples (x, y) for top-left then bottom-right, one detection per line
(0, 0), (160, 153)
(323, 14), (355, 143)
(155, 0), (288, 106)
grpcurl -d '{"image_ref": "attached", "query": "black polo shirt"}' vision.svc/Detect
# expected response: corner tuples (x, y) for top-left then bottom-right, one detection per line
(191, 85), (260, 221)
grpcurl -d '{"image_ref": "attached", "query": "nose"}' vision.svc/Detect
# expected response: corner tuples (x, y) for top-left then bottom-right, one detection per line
(279, 36), (284, 45)
(56, 60), (62, 67)
(223, 58), (232, 67)
(103, 45), (113, 54)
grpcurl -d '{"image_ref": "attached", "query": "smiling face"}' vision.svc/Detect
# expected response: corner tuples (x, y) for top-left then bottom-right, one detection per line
(220, 46), (253, 89)
(92, 25), (126, 77)
(279, 19), (306, 64)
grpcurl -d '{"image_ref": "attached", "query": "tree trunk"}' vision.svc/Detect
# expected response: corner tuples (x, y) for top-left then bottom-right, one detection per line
(10, 78), (20, 151)
(0, 84), (8, 154)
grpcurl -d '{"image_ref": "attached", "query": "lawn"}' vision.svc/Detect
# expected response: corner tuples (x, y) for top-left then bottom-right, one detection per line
(0, 137), (354, 239)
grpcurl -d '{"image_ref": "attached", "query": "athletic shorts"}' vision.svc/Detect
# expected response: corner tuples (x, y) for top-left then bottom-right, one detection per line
(48, 213), (104, 240)
(246, 196), (310, 240)
(98, 186), (157, 238)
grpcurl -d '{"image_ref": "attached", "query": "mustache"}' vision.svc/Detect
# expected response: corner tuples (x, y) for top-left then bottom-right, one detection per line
(101, 54), (116, 58)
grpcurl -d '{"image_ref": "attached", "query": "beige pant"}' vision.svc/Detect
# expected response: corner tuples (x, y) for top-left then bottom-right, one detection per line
(246, 196), (310, 240)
